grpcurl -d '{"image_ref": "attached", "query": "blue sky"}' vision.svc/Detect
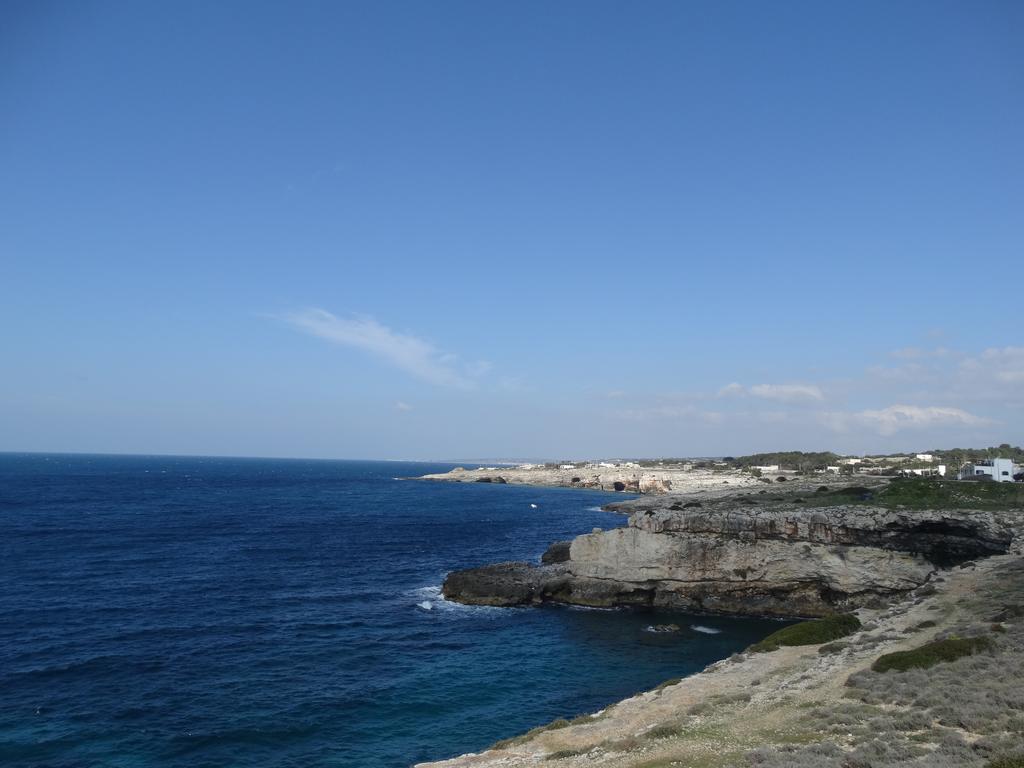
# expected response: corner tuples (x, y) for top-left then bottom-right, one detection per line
(2, 1), (1022, 460)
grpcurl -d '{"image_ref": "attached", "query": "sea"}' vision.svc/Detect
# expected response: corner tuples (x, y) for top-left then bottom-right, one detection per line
(0, 454), (787, 768)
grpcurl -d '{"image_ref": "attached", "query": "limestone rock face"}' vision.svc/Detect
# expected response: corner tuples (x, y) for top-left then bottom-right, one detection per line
(540, 540), (572, 564)
(442, 502), (1019, 617)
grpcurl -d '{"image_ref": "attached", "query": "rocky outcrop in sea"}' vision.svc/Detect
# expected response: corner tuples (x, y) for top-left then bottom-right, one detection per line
(443, 493), (1021, 617)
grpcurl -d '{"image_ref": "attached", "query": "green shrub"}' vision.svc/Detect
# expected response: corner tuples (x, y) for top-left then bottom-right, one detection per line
(904, 619), (939, 633)
(749, 614), (861, 653)
(491, 714), (597, 750)
(988, 757), (1024, 768)
(645, 722), (686, 739)
(818, 641), (848, 655)
(871, 635), (993, 673)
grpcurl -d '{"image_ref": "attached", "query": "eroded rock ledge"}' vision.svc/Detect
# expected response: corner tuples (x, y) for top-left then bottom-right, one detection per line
(443, 499), (1018, 617)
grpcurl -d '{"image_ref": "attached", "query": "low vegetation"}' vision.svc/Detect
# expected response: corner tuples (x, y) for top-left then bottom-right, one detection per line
(734, 477), (1023, 512)
(653, 677), (682, 692)
(731, 452), (840, 472)
(491, 712), (601, 750)
(871, 635), (994, 673)
(748, 614), (860, 653)
(872, 477), (1024, 510)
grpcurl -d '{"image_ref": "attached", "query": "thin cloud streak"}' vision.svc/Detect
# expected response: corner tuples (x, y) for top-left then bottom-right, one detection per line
(718, 382), (824, 402)
(283, 308), (478, 389)
(820, 404), (991, 436)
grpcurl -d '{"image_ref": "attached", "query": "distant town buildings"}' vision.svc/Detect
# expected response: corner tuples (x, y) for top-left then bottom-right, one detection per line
(915, 453), (935, 462)
(899, 465), (946, 478)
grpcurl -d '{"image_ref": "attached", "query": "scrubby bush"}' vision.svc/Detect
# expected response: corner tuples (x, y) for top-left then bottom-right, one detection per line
(653, 677), (681, 692)
(491, 711), (601, 750)
(818, 641), (848, 655)
(749, 614), (861, 653)
(645, 721), (686, 739)
(872, 636), (993, 673)
(747, 742), (844, 767)
(545, 748), (586, 760)
(992, 605), (1024, 622)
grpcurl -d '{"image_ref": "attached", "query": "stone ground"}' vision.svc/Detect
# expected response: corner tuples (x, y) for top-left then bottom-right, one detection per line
(417, 553), (1024, 768)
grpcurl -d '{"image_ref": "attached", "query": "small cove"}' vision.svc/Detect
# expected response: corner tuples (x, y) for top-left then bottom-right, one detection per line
(0, 454), (787, 767)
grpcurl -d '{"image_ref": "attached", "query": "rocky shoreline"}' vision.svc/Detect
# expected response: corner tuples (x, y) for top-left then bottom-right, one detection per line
(417, 464), (762, 495)
(417, 474), (1024, 767)
(441, 484), (1019, 618)
(419, 553), (1024, 768)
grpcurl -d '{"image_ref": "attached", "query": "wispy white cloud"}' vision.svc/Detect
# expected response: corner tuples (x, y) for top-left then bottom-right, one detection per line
(820, 404), (991, 436)
(719, 382), (824, 402)
(395, 401), (413, 411)
(283, 308), (482, 389)
(959, 346), (1024, 387)
(749, 383), (824, 402)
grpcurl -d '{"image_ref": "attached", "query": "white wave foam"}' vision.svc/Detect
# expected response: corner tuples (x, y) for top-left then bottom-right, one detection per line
(412, 585), (442, 599)
(408, 584), (505, 615)
(566, 604), (619, 612)
(691, 625), (722, 634)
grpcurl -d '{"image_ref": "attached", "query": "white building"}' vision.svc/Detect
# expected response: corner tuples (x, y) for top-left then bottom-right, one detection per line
(915, 453), (935, 462)
(901, 465), (946, 478)
(753, 465), (780, 473)
(840, 458), (863, 465)
(958, 458), (1016, 483)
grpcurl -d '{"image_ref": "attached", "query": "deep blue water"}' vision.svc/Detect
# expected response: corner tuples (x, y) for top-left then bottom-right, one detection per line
(0, 454), (785, 768)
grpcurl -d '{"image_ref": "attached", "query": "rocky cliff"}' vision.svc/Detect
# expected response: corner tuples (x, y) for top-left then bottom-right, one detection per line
(423, 554), (1024, 768)
(443, 493), (1020, 617)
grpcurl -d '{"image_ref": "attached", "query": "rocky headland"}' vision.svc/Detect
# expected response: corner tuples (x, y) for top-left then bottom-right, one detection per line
(421, 477), (1024, 768)
(417, 463), (762, 494)
(442, 482), (1020, 618)
(420, 553), (1024, 768)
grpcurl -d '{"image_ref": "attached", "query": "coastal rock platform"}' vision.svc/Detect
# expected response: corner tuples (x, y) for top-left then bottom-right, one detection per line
(417, 464), (763, 495)
(422, 553), (1024, 768)
(443, 494), (1019, 618)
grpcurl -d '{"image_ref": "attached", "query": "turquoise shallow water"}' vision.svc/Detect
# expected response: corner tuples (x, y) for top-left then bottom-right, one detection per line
(0, 454), (785, 767)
